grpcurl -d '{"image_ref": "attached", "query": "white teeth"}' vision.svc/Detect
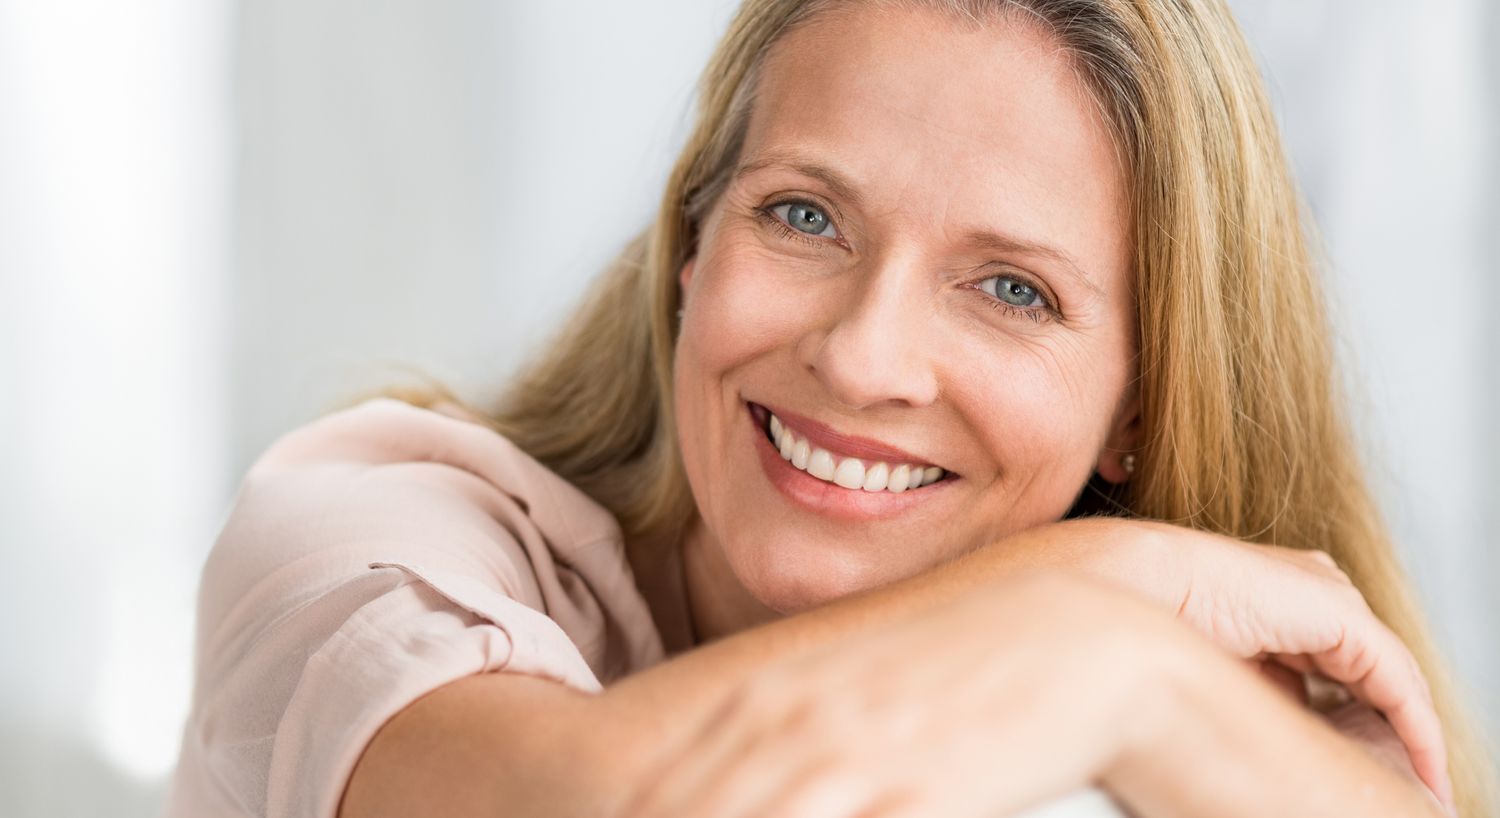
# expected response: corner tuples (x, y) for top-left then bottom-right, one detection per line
(764, 410), (946, 494)
(808, 448), (836, 481)
(833, 457), (866, 490)
(887, 464), (911, 493)
(791, 439), (811, 470)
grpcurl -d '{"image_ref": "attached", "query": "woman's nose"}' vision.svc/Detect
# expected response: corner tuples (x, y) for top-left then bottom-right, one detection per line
(798, 256), (940, 411)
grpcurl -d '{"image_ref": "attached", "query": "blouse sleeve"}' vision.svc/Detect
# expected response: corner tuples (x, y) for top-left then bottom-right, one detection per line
(168, 399), (658, 818)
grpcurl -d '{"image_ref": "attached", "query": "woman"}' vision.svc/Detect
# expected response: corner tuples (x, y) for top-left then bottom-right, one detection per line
(164, 0), (1495, 816)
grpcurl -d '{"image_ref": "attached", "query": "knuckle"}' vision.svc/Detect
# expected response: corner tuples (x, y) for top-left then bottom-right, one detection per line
(1327, 565), (1356, 588)
(1311, 568), (1366, 608)
(1337, 582), (1372, 613)
(1296, 547), (1352, 584)
(1307, 549), (1338, 570)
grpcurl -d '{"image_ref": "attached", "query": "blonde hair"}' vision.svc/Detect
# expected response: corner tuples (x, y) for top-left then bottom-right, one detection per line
(356, 0), (1496, 811)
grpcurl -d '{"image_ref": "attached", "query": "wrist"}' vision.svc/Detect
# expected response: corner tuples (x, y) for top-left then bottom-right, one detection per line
(1018, 517), (1189, 609)
(1101, 608), (1213, 791)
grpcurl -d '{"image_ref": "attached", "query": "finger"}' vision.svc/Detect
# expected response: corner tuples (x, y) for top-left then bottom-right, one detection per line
(1323, 701), (1421, 780)
(1346, 649), (1448, 806)
(1279, 585), (1446, 795)
(1309, 623), (1452, 809)
(1371, 693), (1453, 811)
(1308, 549), (1336, 568)
(1313, 638), (1442, 784)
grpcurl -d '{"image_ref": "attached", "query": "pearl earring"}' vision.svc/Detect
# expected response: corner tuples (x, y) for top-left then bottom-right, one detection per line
(676, 308), (685, 319)
(1122, 454), (1136, 474)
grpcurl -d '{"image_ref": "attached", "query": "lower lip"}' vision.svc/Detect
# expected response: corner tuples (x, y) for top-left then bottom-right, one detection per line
(746, 402), (955, 521)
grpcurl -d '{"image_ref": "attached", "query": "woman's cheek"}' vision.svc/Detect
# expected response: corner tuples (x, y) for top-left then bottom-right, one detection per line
(696, 251), (828, 365)
(948, 335), (1111, 502)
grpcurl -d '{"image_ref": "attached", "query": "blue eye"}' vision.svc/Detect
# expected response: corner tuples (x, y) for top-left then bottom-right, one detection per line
(769, 201), (839, 239)
(979, 275), (1045, 308)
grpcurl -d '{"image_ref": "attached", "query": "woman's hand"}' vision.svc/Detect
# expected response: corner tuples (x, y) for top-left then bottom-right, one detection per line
(1322, 699), (1428, 785)
(1260, 666), (1434, 805)
(971, 517), (1451, 811)
(1126, 521), (1449, 810)
(610, 571), (1186, 818)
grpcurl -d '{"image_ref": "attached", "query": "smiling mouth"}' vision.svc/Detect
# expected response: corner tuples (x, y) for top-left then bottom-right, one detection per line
(748, 402), (953, 494)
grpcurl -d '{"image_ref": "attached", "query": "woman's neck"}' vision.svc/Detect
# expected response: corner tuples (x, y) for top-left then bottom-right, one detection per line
(678, 515), (781, 646)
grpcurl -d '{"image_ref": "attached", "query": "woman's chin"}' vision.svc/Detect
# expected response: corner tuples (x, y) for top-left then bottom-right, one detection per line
(730, 547), (885, 614)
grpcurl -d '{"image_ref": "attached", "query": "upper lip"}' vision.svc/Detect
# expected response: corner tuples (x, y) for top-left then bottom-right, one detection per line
(753, 402), (951, 473)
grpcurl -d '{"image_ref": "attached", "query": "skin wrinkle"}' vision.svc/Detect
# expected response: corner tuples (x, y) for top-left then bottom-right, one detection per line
(674, 6), (1139, 620)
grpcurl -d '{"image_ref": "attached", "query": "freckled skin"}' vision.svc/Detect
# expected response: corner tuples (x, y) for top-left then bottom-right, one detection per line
(672, 6), (1140, 628)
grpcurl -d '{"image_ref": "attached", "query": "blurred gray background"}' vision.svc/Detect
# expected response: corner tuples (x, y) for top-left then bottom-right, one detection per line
(0, 1), (1494, 815)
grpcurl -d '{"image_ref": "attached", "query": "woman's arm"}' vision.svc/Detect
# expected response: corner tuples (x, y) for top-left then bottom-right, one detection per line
(341, 517), (1446, 817)
(342, 519), (1118, 818)
(613, 569), (1446, 818)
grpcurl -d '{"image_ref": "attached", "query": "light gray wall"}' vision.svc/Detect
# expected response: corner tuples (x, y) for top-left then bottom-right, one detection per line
(1230, 0), (1500, 743)
(228, 0), (741, 480)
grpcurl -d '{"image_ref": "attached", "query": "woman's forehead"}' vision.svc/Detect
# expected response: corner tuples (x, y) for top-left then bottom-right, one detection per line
(737, 4), (1130, 281)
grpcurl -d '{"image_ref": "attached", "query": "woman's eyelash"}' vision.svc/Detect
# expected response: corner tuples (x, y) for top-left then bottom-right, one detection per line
(976, 275), (1060, 324)
(755, 200), (840, 247)
(755, 200), (1061, 324)
(984, 296), (1056, 324)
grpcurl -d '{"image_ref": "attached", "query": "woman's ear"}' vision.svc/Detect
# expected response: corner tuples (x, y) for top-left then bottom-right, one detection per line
(679, 254), (698, 293)
(1096, 389), (1142, 484)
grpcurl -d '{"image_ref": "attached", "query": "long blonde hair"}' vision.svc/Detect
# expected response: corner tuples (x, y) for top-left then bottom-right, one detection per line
(357, 0), (1496, 811)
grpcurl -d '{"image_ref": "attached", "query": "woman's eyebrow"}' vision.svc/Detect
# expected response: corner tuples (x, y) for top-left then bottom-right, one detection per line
(735, 151), (868, 212)
(962, 229), (1104, 296)
(734, 150), (1103, 296)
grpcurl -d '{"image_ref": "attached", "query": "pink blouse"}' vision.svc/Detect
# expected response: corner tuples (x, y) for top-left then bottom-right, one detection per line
(163, 397), (672, 818)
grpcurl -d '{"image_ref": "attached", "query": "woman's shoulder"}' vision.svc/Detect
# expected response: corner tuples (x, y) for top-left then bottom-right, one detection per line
(202, 396), (666, 680)
(247, 395), (624, 551)
(170, 397), (668, 818)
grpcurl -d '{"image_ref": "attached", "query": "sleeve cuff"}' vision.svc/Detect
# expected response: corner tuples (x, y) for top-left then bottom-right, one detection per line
(264, 561), (602, 818)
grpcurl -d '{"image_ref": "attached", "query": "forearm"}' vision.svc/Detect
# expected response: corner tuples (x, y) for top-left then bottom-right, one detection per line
(345, 519), (1152, 818)
(1104, 629), (1447, 818)
(599, 518), (1144, 775)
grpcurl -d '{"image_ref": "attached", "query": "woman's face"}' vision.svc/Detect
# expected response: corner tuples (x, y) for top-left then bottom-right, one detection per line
(673, 5), (1137, 614)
